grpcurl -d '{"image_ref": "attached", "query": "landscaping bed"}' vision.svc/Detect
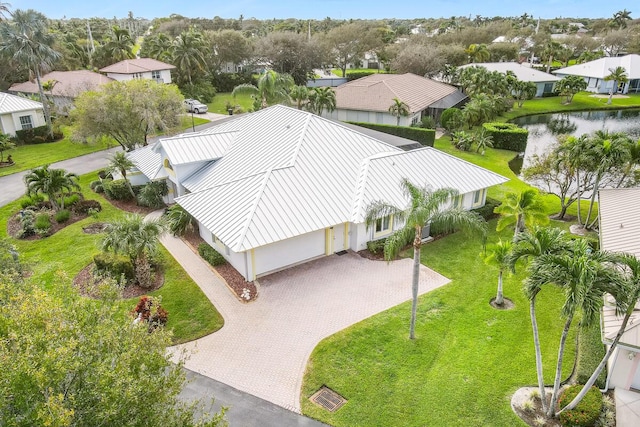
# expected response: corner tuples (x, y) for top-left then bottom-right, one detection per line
(73, 262), (165, 299)
(7, 207), (94, 240)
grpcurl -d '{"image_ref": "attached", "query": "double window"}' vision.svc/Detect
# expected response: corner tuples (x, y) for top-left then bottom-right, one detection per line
(19, 115), (33, 130)
(374, 215), (393, 237)
(472, 189), (486, 208)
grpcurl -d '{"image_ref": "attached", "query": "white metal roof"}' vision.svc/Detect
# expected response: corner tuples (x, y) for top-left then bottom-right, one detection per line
(175, 105), (507, 252)
(127, 143), (165, 180)
(599, 187), (640, 258)
(153, 132), (236, 166)
(0, 92), (43, 114)
(553, 54), (640, 79)
(459, 62), (560, 83)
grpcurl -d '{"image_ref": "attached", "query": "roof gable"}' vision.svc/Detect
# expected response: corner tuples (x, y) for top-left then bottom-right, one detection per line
(553, 54), (640, 79)
(100, 58), (176, 74)
(0, 92), (43, 114)
(9, 70), (114, 97)
(459, 62), (560, 83)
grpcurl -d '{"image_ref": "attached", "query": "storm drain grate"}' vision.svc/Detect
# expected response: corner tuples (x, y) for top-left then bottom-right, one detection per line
(309, 386), (347, 412)
(335, 250), (348, 256)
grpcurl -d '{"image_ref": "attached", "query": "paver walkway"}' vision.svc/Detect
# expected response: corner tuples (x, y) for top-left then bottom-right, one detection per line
(616, 388), (640, 426)
(153, 208), (451, 412)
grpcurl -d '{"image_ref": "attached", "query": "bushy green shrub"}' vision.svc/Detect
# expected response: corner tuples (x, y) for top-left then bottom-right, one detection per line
(440, 107), (464, 132)
(103, 179), (134, 201)
(137, 181), (168, 208)
(14, 125), (63, 144)
(55, 209), (71, 223)
(451, 131), (472, 151)
(97, 169), (112, 180)
(19, 194), (44, 209)
(366, 238), (387, 254)
(346, 71), (376, 81)
(34, 213), (51, 236)
(347, 122), (435, 147)
(482, 122), (529, 152)
(72, 199), (102, 215)
(90, 179), (106, 193)
(165, 204), (197, 236)
(63, 193), (82, 208)
(471, 197), (501, 220)
(575, 324), (607, 389)
(198, 243), (227, 267)
(211, 71), (254, 92)
(17, 209), (35, 238)
(558, 385), (602, 427)
(93, 252), (135, 282)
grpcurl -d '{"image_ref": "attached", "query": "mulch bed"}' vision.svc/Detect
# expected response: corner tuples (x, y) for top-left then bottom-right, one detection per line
(181, 229), (258, 302)
(82, 222), (107, 234)
(100, 196), (159, 215)
(357, 249), (386, 261)
(7, 209), (90, 240)
(490, 297), (515, 310)
(72, 262), (165, 299)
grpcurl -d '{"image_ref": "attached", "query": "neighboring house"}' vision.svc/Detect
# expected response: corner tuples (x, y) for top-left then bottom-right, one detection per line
(324, 73), (468, 126)
(458, 62), (561, 97)
(0, 92), (46, 136)
(553, 54), (640, 94)
(598, 187), (640, 391)
(128, 105), (507, 281)
(9, 70), (114, 113)
(99, 58), (176, 84)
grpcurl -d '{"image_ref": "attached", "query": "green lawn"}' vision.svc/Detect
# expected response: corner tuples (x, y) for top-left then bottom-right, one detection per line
(1, 171), (223, 344)
(208, 92), (254, 114)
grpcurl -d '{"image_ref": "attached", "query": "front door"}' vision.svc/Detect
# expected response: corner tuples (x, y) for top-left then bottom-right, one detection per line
(332, 224), (346, 253)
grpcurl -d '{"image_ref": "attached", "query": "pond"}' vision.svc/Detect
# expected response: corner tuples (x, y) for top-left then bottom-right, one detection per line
(510, 109), (640, 172)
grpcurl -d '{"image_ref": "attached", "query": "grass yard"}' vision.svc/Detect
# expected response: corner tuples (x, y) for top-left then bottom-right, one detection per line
(208, 92), (254, 114)
(1, 171), (223, 344)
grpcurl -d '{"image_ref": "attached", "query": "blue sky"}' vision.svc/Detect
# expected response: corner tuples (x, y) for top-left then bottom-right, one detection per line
(11, 0), (638, 20)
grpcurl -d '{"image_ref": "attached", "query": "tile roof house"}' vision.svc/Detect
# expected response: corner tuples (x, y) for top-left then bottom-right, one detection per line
(553, 54), (640, 94)
(458, 62), (561, 97)
(127, 105), (507, 281)
(0, 92), (46, 137)
(9, 70), (114, 113)
(323, 73), (468, 126)
(598, 187), (640, 392)
(99, 58), (176, 84)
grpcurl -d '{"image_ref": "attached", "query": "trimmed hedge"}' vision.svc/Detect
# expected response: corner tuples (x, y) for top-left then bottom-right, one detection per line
(558, 385), (603, 427)
(483, 122), (528, 149)
(103, 179), (134, 201)
(575, 324), (607, 389)
(346, 71), (376, 81)
(94, 252), (135, 282)
(482, 122), (528, 152)
(348, 122), (435, 147)
(198, 243), (227, 267)
(14, 125), (63, 145)
(471, 197), (501, 221)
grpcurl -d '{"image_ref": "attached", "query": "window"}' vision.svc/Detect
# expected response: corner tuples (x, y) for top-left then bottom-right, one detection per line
(374, 215), (393, 236)
(472, 189), (485, 207)
(133, 72), (143, 79)
(452, 195), (464, 209)
(19, 115), (33, 130)
(543, 83), (554, 93)
(152, 70), (161, 79)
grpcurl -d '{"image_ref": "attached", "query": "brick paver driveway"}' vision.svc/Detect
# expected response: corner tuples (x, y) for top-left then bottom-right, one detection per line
(170, 249), (450, 412)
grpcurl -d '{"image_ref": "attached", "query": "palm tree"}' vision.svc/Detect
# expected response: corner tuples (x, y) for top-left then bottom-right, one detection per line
(24, 165), (80, 211)
(365, 179), (487, 339)
(494, 189), (549, 240)
(289, 85), (309, 110)
(102, 214), (166, 270)
(107, 151), (136, 199)
(171, 28), (207, 85)
(510, 227), (573, 413)
(388, 98), (410, 126)
(143, 33), (172, 62)
(604, 66), (628, 105)
(542, 41), (561, 73)
(308, 87), (336, 116)
(611, 9), (632, 29)
(165, 204), (197, 236)
(103, 25), (135, 62)
(465, 43), (490, 63)
(558, 135), (595, 226)
(473, 129), (493, 154)
(0, 2), (11, 21)
(483, 240), (511, 306)
(0, 132), (15, 162)
(526, 239), (616, 418)
(0, 9), (61, 138)
(232, 70), (294, 110)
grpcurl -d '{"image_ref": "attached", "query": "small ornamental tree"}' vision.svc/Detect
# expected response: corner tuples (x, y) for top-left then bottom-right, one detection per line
(556, 75), (587, 104)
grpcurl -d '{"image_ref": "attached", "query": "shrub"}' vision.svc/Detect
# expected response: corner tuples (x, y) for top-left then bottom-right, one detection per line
(137, 181), (168, 208)
(180, 81), (216, 103)
(72, 199), (102, 215)
(19, 194), (44, 209)
(417, 116), (436, 129)
(472, 197), (501, 220)
(482, 122), (529, 152)
(575, 324), (607, 389)
(346, 71), (376, 81)
(14, 125), (63, 144)
(165, 204), (197, 236)
(451, 131), (472, 151)
(198, 243), (227, 267)
(558, 385), (603, 427)
(17, 209), (36, 238)
(55, 209), (71, 223)
(103, 179), (134, 201)
(347, 122), (435, 147)
(211, 71), (254, 93)
(97, 169), (112, 180)
(94, 252), (135, 283)
(0, 238), (21, 274)
(62, 193), (82, 208)
(34, 213), (51, 234)
(366, 238), (387, 254)
(90, 179), (106, 193)
(132, 296), (168, 332)
(440, 107), (464, 132)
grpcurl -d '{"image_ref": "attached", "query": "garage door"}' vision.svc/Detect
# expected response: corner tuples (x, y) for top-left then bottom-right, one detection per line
(254, 229), (326, 277)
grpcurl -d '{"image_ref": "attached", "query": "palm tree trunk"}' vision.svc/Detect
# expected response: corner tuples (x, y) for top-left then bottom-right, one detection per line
(547, 314), (574, 418)
(575, 172), (583, 226)
(583, 173), (601, 229)
(409, 226), (422, 340)
(35, 68), (54, 139)
(607, 80), (615, 105)
(530, 295), (548, 413)
(557, 308), (633, 415)
(496, 270), (504, 305)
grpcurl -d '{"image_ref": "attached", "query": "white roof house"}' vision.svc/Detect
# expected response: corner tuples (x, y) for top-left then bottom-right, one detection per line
(0, 92), (46, 137)
(458, 63), (560, 97)
(553, 54), (640, 94)
(100, 58), (176, 84)
(129, 105), (507, 280)
(598, 187), (640, 391)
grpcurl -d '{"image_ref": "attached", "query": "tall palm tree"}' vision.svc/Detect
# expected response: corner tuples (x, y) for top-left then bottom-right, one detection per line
(107, 151), (136, 199)
(103, 25), (135, 62)
(388, 98), (410, 126)
(483, 240), (511, 306)
(289, 85), (309, 110)
(0, 9), (61, 138)
(142, 33), (172, 62)
(611, 9), (632, 29)
(24, 165), (80, 211)
(308, 87), (336, 116)
(0, 2), (11, 21)
(102, 214), (166, 269)
(465, 43), (490, 63)
(494, 189), (549, 240)
(542, 41), (562, 73)
(604, 66), (629, 105)
(510, 227), (573, 413)
(365, 179), (486, 339)
(526, 239), (616, 418)
(232, 70), (294, 110)
(558, 135), (595, 226)
(171, 28), (207, 85)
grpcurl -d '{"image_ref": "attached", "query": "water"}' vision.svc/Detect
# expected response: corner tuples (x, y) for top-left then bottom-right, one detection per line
(510, 109), (640, 172)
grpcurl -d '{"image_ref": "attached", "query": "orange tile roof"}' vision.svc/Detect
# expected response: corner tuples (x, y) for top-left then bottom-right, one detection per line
(9, 70), (114, 97)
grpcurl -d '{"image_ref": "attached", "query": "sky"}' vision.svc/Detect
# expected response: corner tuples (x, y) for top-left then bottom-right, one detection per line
(10, 0), (639, 21)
